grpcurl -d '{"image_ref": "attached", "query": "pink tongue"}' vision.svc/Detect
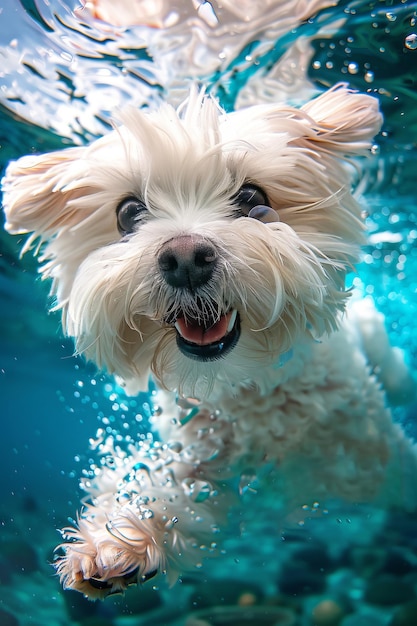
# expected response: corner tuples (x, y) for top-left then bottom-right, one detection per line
(176, 313), (230, 346)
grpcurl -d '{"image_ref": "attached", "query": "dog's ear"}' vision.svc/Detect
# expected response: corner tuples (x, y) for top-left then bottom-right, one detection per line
(299, 83), (382, 156)
(2, 145), (95, 243)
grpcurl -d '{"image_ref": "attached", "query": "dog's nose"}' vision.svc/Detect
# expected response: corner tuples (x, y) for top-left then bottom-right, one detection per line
(158, 235), (217, 289)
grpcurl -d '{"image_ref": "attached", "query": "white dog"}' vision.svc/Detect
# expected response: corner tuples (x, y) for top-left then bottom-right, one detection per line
(3, 84), (416, 599)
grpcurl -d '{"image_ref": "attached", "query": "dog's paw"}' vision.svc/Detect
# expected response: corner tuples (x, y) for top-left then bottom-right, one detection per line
(55, 504), (165, 598)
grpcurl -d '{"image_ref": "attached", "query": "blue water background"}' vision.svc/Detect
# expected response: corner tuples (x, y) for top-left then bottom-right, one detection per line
(0, 1), (416, 624)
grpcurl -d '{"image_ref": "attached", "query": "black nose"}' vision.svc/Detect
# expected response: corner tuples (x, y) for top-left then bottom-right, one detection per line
(158, 235), (217, 289)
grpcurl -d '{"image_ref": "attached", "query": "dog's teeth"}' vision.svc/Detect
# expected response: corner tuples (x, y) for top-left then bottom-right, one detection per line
(227, 309), (237, 333)
(174, 321), (182, 335)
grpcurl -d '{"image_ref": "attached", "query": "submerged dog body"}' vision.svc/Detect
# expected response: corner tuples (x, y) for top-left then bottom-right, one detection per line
(3, 85), (416, 598)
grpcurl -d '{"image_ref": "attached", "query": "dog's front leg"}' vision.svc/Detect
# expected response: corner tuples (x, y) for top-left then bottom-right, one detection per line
(54, 395), (236, 599)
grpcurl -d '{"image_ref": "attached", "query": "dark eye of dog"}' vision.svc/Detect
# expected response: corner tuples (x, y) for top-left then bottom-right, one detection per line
(116, 197), (147, 235)
(233, 184), (270, 217)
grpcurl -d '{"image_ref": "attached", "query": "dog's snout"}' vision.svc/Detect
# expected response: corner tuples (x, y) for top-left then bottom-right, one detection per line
(158, 235), (217, 289)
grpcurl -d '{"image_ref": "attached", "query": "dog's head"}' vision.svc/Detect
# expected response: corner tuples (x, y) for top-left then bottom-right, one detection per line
(2, 85), (382, 397)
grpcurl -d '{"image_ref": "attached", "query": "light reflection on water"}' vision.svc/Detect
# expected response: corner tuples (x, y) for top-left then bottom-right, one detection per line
(1, 0), (415, 140)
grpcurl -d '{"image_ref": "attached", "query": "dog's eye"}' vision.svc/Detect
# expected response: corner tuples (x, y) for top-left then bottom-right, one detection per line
(233, 184), (279, 223)
(116, 197), (147, 235)
(233, 184), (270, 217)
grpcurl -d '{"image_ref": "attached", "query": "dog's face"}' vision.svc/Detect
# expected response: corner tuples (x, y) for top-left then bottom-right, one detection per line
(2, 86), (381, 397)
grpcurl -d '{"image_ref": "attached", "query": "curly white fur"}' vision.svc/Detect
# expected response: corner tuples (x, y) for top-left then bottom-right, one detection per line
(3, 84), (416, 600)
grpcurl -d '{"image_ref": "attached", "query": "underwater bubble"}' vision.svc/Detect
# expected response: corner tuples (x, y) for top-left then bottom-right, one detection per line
(239, 471), (258, 495)
(197, 0), (218, 27)
(405, 33), (417, 50)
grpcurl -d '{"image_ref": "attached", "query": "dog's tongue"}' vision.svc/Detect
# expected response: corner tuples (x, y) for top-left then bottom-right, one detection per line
(176, 312), (231, 346)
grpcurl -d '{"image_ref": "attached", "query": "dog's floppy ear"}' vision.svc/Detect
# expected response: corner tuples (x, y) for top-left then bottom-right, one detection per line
(299, 83), (382, 156)
(2, 145), (94, 243)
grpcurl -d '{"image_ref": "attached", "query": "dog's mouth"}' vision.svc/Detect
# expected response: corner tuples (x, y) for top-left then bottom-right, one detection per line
(171, 308), (241, 361)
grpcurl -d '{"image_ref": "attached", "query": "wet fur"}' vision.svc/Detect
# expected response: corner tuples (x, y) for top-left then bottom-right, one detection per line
(3, 85), (417, 599)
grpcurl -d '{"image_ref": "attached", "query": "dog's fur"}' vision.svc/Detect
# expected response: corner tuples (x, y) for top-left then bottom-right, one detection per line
(3, 84), (417, 599)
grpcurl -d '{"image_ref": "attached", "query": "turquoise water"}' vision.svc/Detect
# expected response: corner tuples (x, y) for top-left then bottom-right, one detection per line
(1, 1), (417, 625)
